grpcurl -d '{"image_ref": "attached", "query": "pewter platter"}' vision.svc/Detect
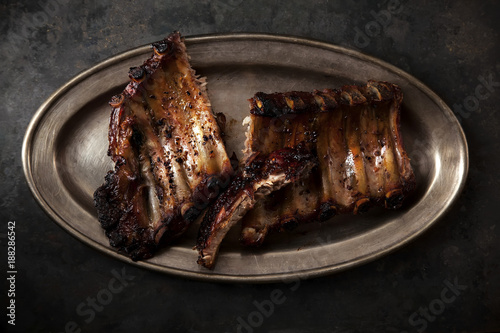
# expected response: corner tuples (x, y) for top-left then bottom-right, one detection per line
(22, 34), (468, 282)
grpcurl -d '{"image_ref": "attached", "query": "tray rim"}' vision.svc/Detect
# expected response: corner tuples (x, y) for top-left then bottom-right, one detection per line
(22, 33), (469, 283)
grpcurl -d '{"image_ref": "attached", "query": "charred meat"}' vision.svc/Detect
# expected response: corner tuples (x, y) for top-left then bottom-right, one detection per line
(240, 81), (416, 246)
(94, 32), (233, 260)
(196, 146), (317, 269)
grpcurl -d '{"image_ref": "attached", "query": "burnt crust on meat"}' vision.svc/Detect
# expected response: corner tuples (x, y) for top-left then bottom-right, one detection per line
(196, 145), (318, 269)
(94, 32), (233, 260)
(240, 80), (416, 247)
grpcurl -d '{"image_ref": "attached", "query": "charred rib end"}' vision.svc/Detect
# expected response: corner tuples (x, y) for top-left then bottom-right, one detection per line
(152, 40), (170, 56)
(279, 216), (299, 232)
(319, 202), (338, 221)
(385, 189), (404, 209)
(128, 66), (146, 82)
(354, 198), (371, 214)
(181, 202), (200, 223)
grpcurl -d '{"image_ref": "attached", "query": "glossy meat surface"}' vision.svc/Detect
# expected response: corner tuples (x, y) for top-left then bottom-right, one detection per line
(241, 81), (416, 246)
(196, 146), (317, 268)
(94, 32), (233, 260)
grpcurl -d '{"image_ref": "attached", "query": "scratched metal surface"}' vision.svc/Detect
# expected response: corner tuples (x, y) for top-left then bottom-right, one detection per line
(2, 0), (499, 332)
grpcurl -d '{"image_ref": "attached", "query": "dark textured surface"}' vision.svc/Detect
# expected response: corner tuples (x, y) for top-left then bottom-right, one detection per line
(1, 0), (499, 332)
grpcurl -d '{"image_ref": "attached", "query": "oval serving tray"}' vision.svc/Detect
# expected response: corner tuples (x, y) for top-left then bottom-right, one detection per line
(22, 34), (468, 282)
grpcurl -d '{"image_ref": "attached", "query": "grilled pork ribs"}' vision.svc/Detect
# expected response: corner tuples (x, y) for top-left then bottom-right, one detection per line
(239, 81), (416, 247)
(94, 32), (415, 267)
(94, 32), (233, 260)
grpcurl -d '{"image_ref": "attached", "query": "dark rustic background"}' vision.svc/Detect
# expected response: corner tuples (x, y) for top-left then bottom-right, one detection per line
(1, 0), (499, 332)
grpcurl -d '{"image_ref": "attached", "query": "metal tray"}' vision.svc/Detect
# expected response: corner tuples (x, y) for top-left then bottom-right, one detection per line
(22, 34), (468, 282)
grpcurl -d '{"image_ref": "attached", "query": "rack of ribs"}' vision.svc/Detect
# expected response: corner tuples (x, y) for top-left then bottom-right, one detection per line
(239, 80), (416, 247)
(93, 32), (233, 260)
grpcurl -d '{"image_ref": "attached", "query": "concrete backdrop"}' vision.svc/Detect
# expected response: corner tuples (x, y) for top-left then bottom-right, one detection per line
(1, 0), (499, 332)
